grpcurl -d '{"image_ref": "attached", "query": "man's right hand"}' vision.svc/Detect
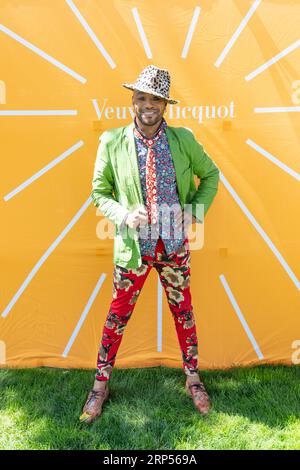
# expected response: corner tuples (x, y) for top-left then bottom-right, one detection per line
(126, 207), (148, 229)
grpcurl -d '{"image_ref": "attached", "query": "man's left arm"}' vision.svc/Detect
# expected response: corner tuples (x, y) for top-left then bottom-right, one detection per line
(187, 131), (220, 224)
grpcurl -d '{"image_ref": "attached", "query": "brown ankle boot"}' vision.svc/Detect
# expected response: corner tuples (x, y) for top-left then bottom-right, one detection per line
(186, 379), (211, 415)
(79, 385), (109, 424)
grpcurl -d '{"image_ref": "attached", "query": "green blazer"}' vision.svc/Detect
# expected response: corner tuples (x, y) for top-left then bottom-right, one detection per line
(91, 121), (220, 268)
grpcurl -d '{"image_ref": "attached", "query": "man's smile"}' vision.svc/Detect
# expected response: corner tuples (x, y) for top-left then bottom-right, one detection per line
(142, 111), (157, 116)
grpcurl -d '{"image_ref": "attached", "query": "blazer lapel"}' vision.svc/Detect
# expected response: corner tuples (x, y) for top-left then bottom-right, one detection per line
(165, 126), (184, 206)
(124, 122), (143, 203)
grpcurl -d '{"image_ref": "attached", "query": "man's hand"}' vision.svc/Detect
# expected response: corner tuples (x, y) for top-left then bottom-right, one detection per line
(174, 207), (197, 234)
(126, 207), (148, 229)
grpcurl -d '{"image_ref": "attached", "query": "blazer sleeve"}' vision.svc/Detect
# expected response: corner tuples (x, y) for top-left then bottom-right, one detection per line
(91, 133), (130, 227)
(187, 130), (220, 223)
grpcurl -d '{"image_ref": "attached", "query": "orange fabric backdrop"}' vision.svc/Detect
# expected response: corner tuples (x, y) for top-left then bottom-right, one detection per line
(0, 0), (300, 372)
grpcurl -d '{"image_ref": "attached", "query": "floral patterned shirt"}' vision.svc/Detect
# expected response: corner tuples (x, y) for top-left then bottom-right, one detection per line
(133, 117), (185, 257)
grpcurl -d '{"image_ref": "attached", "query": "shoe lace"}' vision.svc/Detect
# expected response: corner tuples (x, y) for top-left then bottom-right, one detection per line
(86, 388), (106, 405)
(189, 382), (210, 401)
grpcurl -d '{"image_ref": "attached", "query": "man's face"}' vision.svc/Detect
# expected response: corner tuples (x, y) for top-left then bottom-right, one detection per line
(132, 90), (167, 127)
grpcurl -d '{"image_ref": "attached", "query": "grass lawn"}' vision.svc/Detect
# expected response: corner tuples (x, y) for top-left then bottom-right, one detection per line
(0, 364), (299, 450)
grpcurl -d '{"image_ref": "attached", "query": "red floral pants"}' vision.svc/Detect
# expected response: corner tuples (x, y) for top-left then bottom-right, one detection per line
(95, 237), (199, 381)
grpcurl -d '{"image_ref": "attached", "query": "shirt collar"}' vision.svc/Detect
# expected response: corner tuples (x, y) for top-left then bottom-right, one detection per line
(134, 116), (167, 140)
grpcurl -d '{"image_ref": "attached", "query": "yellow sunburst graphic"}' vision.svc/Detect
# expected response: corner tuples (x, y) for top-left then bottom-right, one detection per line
(0, 0), (300, 372)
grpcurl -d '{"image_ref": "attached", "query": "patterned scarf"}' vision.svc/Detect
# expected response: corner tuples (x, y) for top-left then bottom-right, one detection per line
(133, 118), (167, 224)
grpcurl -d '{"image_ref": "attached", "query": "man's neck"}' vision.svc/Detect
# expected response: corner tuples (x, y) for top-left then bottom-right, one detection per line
(134, 117), (163, 139)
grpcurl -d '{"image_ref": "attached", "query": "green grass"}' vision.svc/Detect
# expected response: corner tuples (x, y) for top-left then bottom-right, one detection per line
(0, 365), (299, 450)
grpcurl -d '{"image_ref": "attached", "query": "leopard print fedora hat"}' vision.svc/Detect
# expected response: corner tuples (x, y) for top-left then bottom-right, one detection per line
(122, 65), (179, 104)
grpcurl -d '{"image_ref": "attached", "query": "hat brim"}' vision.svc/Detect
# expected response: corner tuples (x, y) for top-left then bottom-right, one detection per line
(122, 83), (179, 105)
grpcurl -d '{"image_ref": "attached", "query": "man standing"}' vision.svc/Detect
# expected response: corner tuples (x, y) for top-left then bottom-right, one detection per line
(80, 65), (220, 424)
